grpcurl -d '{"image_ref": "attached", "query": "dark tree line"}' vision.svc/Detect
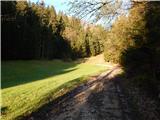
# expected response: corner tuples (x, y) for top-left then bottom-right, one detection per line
(103, 1), (160, 95)
(2, 1), (107, 60)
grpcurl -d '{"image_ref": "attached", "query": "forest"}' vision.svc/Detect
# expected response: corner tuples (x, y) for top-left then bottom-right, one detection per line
(1, 1), (160, 120)
(2, 1), (106, 60)
(2, 1), (160, 94)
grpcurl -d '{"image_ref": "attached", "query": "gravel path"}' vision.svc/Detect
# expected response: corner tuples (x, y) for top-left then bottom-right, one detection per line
(27, 66), (133, 120)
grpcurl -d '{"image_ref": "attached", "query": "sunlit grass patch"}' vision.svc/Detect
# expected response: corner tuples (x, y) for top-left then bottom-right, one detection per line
(1, 60), (107, 120)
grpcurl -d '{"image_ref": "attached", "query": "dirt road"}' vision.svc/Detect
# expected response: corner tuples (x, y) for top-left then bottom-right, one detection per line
(27, 66), (133, 120)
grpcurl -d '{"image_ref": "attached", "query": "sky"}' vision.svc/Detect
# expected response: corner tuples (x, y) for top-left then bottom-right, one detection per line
(30, 0), (68, 13)
(29, 0), (94, 25)
(29, 0), (128, 28)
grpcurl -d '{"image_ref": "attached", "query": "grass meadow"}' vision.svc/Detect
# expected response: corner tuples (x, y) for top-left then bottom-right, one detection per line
(1, 60), (106, 120)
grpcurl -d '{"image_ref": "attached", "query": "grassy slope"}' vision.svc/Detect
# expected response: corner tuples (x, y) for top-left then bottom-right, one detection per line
(1, 60), (106, 120)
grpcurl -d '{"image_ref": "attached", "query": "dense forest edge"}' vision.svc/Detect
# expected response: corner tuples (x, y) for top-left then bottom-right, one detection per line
(2, 1), (105, 60)
(105, 2), (160, 97)
(1, 1), (160, 120)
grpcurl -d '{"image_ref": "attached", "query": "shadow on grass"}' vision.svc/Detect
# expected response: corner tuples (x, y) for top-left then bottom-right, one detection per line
(22, 66), (121, 120)
(1, 60), (78, 89)
(19, 76), (88, 120)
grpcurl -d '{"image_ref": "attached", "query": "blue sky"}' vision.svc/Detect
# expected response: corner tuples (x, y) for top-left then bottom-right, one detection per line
(30, 0), (68, 13)
(29, 0), (128, 28)
(29, 0), (94, 24)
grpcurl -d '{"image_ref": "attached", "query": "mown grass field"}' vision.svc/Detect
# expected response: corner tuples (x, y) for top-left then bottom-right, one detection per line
(1, 60), (107, 120)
